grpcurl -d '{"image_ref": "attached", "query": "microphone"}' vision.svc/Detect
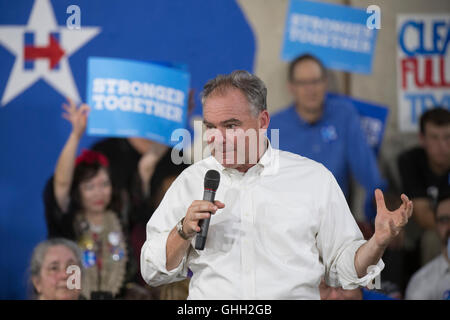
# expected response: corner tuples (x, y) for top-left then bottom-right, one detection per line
(195, 169), (220, 250)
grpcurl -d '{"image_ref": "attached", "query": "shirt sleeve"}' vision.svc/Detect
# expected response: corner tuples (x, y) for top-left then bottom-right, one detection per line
(345, 105), (387, 223)
(140, 171), (191, 287)
(316, 169), (385, 290)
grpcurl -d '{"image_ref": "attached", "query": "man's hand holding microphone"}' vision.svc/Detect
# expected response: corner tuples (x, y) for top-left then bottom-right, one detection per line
(166, 170), (224, 271)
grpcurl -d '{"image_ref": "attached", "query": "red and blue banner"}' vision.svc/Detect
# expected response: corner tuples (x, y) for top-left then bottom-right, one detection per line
(397, 14), (450, 132)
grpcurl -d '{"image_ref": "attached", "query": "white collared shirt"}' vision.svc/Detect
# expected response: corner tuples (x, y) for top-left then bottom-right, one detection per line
(405, 254), (450, 300)
(141, 142), (384, 299)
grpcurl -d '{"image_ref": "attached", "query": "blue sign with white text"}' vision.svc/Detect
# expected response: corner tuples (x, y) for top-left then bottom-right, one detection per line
(87, 57), (190, 146)
(282, 0), (378, 74)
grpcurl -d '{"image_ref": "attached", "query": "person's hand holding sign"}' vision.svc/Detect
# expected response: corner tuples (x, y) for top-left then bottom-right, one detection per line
(53, 98), (91, 212)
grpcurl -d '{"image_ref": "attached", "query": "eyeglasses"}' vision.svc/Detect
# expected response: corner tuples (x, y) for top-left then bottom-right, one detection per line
(436, 216), (450, 224)
(291, 77), (325, 87)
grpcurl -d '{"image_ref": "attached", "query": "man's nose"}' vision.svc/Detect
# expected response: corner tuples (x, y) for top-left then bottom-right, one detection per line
(207, 129), (224, 144)
(214, 130), (226, 144)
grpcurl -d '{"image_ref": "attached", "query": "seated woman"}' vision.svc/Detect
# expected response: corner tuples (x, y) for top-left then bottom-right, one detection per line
(29, 238), (83, 300)
(43, 102), (129, 299)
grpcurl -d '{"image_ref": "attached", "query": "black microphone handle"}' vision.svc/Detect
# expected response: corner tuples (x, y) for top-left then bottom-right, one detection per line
(195, 189), (216, 250)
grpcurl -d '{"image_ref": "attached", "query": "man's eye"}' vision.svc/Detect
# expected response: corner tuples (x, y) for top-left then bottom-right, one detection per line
(226, 124), (237, 129)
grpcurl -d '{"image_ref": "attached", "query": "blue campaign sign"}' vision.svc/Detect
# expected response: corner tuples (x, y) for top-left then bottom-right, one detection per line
(87, 57), (190, 146)
(328, 93), (389, 155)
(281, 0), (378, 74)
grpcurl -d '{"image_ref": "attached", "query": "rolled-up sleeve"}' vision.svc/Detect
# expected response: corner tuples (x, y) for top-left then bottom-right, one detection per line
(140, 172), (190, 287)
(316, 169), (384, 290)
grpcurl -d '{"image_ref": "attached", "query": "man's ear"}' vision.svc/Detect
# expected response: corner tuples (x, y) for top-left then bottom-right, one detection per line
(258, 110), (270, 130)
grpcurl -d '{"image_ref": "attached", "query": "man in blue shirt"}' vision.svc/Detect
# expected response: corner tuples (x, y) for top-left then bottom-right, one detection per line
(269, 54), (385, 223)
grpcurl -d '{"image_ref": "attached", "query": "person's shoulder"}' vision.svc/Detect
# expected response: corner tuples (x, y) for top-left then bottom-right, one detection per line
(173, 157), (214, 180)
(405, 255), (444, 299)
(409, 255), (443, 284)
(269, 105), (295, 122)
(326, 94), (358, 113)
(322, 95), (362, 128)
(271, 104), (295, 117)
(424, 254), (447, 272)
(277, 148), (331, 177)
(398, 146), (425, 163)
(400, 146), (424, 156)
(278, 148), (326, 167)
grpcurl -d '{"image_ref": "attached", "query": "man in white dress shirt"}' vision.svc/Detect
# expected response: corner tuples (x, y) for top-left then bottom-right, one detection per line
(140, 70), (413, 299)
(405, 194), (450, 300)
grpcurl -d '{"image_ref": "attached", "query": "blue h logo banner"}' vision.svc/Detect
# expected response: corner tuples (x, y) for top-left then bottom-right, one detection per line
(24, 32), (63, 70)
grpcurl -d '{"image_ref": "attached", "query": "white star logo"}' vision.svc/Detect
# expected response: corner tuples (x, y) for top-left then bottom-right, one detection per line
(0, 0), (101, 106)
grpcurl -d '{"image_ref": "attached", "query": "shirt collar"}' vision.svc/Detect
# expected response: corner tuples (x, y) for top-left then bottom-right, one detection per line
(258, 138), (279, 176)
(207, 138), (279, 177)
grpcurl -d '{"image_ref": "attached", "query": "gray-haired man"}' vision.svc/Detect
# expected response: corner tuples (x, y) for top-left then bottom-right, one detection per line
(141, 70), (412, 299)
